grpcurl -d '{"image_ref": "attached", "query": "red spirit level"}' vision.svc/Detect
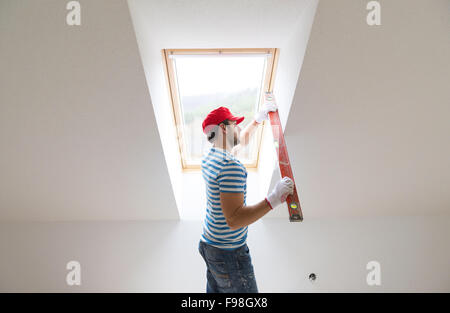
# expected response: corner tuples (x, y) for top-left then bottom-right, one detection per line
(265, 92), (304, 222)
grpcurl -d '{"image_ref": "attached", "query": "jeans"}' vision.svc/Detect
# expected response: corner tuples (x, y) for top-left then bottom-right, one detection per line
(198, 240), (258, 293)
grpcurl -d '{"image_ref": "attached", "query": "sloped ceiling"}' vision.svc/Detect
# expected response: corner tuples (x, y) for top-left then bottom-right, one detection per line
(0, 0), (179, 221)
(282, 0), (450, 218)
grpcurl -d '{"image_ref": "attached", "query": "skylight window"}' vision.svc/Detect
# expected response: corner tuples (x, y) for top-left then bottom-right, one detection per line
(163, 49), (278, 170)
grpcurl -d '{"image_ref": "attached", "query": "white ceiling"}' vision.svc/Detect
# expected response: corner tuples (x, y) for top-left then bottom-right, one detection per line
(282, 0), (450, 218)
(0, 0), (179, 221)
(1, 0), (447, 222)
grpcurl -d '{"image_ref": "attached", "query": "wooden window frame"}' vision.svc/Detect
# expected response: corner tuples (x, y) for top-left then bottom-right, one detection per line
(162, 48), (279, 171)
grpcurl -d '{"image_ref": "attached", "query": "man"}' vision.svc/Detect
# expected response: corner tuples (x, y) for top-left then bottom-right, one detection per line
(198, 103), (294, 293)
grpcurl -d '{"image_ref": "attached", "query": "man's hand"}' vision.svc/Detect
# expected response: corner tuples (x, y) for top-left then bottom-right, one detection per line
(266, 177), (294, 209)
(254, 101), (278, 123)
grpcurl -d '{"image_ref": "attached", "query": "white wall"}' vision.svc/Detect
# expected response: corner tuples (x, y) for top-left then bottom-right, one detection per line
(0, 0), (178, 221)
(1, 215), (449, 292)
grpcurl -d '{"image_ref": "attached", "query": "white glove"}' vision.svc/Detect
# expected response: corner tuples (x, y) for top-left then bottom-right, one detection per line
(254, 101), (278, 123)
(266, 177), (294, 209)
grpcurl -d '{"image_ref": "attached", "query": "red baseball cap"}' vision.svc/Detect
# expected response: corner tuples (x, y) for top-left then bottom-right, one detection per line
(202, 107), (244, 134)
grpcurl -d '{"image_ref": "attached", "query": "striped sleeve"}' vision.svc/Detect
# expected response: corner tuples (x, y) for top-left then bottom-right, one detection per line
(217, 160), (247, 193)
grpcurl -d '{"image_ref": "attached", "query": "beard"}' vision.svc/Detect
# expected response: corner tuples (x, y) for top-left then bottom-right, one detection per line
(233, 133), (240, 146)
(225, 132), (239, 149)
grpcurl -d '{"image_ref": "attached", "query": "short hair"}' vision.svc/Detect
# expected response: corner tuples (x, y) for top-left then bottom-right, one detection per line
(206, 119), (230, 143)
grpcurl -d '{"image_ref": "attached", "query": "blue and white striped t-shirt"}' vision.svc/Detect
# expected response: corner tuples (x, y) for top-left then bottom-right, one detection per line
(200, 147), (248, 250)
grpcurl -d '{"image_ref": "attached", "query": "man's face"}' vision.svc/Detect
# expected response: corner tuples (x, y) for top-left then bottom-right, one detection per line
(221, 121), (241, 148)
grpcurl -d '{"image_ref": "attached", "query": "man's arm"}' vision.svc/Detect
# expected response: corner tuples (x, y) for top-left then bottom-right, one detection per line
(217, 155), (293, 230)
(219, 176), (295, 230)
(220, 192), (271, 230)
(234, 101), (278, 153)
(231, 120), (260, 156)
(238, 120), (259, 147)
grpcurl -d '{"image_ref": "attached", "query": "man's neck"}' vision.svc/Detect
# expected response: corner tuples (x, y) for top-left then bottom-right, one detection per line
(213, 141), (233, 154)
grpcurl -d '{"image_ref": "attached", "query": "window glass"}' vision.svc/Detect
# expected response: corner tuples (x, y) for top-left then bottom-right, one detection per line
(173, 55), (267, 165)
